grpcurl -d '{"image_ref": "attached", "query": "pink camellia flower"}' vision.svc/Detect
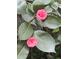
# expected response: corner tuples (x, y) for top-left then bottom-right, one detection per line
(26, 36), (38, 48)
(36, 9), (47, 21)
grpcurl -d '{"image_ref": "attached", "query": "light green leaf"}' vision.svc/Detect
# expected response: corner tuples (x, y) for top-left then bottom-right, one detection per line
(33, 0), (51, 11)
(17, 46), (29, 59)
(51, 2), (59, 10)
(22, 5), (34, 22)
(44, 16), (61, 29)
(18, 22), (34, 40)
(34, 30), (56, 52)
(22, 13), (34, 22)
(17, 0), (27, 14)
(33, 0), (51, 6)
(50, 0), (61, 15)
(45, 6), (53, 13)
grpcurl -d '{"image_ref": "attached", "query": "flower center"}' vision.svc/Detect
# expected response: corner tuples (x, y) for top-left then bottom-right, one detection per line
(30, 39), (34, 43)
(38, 11), (45, 17)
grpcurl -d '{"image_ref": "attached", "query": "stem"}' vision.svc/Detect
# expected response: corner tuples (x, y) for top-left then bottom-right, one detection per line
(29, 15), (35, 23)
(44, 27), (52, 34)
(26, 15), (35, 29)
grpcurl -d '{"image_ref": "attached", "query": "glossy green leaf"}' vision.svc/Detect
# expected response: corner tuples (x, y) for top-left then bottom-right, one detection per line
(33, 0), (51, 11)
(17, 46), (29, 59)
(34, 30), (56, 52)
(44, 16), (61, 29)
(18, 22), (34, 40)
(17, 0), (27, 14)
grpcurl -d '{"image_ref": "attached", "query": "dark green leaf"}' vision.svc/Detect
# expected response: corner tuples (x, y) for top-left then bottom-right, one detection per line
(57, 34), (61, 41)
(17, 40), (25, 54)
(55, 0), (61, 4)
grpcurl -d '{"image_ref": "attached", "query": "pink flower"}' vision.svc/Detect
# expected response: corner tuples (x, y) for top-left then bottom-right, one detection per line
(36, 9), (47, 21)
(26, 37), (38, 48)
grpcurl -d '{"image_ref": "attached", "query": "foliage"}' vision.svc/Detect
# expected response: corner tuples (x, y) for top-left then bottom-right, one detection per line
(17, 0), (61, 59)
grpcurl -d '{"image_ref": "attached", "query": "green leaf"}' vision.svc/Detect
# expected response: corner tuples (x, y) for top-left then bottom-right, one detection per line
(45, 6), (53, 13)
(17, 40), (25, 54)
(27, 3), (34, 13)
(55, 34), (61, 45)
(52, 28), (59, 33)
(22, 13), (34, 22)
(17, 0), (27, 14)
(55, 0), (61, 4)
(18, 22), (34, 40)
(44, 16), (61, 29)
(57, 34), (61, 41)
(34, 30), (56, 52)
(17, 46), (29, 59)
(50, 0), (54, 5)
(35, 20), (45, 27)
(51, 2), (59, 10)
(56, 57), (61, 59)
(22, 6), (34, 22)
(31, 19), (37, 26)
(17, 15), (25, 29)
(53, 10), (61, 17)
(33, 0), (51, 12)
